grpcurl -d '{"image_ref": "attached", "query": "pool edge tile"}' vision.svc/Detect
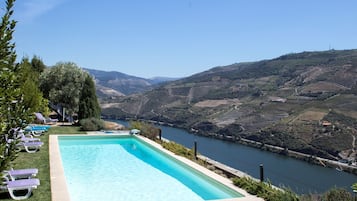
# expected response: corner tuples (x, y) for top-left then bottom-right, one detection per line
(135, 135), (264, 201)
(50, 135), (71, 201)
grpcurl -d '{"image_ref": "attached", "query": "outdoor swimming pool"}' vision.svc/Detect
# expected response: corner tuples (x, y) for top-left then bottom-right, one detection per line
(57, 135), (245, 201)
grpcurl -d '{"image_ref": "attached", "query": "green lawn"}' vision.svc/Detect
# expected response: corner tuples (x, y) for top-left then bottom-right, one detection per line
(0, 125), (85, 201)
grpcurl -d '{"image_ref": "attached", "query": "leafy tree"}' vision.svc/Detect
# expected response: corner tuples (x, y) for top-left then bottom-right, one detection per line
(18, 57), (49, 115)
(39, 62), (86, 119)
(31, 55), (46, 73)
(0, 0), (32, 172)
(78, 73), (101, 120)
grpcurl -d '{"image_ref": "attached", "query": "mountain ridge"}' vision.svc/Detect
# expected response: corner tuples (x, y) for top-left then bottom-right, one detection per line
(84, 68), (179, 97)
(98, 49), (357, 161)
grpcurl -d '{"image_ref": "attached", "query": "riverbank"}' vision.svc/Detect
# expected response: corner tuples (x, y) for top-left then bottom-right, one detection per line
(111, 118), (357, 194)
(115, 118), (357, 176)
(237, 137), (357, 175)
(194, 131), (357, 175)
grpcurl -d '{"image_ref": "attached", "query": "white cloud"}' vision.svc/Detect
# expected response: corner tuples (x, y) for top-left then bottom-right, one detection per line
(15, 0), (67, 23)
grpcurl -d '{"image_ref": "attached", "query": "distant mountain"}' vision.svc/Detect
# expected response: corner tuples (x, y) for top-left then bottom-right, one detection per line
(149, 77), (181, 84)
(84, 68), (178, 98)
(100, 49), (357, 160)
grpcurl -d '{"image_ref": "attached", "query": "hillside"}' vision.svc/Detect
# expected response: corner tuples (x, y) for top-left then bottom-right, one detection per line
(84, 68), (177, 97)
(100, 49), (357, 161)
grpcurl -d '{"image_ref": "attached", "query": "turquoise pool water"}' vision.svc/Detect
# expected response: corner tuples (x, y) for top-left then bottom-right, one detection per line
(58, 135), (243, 201)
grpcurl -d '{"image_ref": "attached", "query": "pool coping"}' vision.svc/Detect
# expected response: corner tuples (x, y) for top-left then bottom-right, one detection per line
(49, 135), (71, 201)
(49, 134), (263, 201)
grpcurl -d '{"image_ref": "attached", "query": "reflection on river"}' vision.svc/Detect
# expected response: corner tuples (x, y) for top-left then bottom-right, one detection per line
(115, 120), (357, 194)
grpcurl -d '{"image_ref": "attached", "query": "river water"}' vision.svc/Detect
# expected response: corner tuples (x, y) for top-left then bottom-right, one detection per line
(115, 120), (357, 195)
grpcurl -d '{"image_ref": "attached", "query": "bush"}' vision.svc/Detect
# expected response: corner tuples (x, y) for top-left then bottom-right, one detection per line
(162, 141), (196, 160)
(129, 121), (159, 140)
(322, 188), (352, 201)
(80, 118), (105, 131)
(232, 177), (299, 201)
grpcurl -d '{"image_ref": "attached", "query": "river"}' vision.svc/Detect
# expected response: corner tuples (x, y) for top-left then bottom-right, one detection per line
(114, 120), (357, 195)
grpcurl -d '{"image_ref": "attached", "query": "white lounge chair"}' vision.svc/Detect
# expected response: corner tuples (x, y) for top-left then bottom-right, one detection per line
(8, 128), (41, 143)
(34, 112), (58, 124)
(16, 141), (44, 153)
(3, 168), (38, 181)
(0, 176), (40, 200)
(6, 134), (44, 154)
(130, 129), (141, 134)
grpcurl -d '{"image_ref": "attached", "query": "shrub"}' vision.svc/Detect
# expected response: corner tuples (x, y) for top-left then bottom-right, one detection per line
(162, 141), (195, 160)
(322, 188), (352, 201)
(232, 177), (299, 201)
(129, 121), (159, 140)
(80, 118), (105, 131)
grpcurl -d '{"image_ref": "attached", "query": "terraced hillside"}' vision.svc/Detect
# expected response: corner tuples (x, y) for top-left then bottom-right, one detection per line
(101, 49), (357, 161)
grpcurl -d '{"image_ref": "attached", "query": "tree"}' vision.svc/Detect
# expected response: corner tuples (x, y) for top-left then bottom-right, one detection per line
(18, 57), (49, 115)
(0, 0), (32, 172)
(30, 55), (46, 74)
(39, 62), (86, 119)
(78, 73), (101, 120)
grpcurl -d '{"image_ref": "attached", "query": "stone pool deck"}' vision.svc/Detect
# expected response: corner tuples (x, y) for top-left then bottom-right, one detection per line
(49, 133), (263, 201)
(49, 135), (71, 201)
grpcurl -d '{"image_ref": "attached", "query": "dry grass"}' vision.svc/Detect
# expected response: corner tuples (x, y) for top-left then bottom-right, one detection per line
(194, 98), (241, 108)
(301, 81), (348, 93)
(292, 110), (327, 123)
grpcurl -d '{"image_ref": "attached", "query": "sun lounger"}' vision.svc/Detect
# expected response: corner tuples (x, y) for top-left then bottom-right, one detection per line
(16, 141), (44, 154)
(26, 125), (50, 131)
(7, 128), (43, 153)
(130, 129), (141, 134)
(34, 112), (58, 124)
(1, 176), (40, 200)
(24, 126), (46, 137)
(6, 137), (43, 154)
(3, 169), (38, 180)
(24, 124), (51, 137)
(8, 128), (41, 143)
(18, 135), (41, 143)
(8, 127), (41, 142)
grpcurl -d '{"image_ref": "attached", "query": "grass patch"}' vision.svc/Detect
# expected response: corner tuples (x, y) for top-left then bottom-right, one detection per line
(161, 141), (196, 160)
(46, 125), (85, 135)
(0, 125), (84, 201)
(232, 177), (299, 201)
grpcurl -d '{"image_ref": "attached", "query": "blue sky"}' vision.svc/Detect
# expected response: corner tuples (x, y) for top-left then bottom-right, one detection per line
(10, 0), (357, 78)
